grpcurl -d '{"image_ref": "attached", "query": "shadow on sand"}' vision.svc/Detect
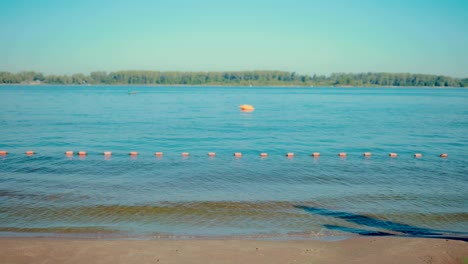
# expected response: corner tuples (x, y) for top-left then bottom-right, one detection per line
(295, 205), (468, 242)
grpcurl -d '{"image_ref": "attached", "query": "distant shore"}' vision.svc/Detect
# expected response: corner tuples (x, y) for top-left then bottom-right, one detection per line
(1, 236), (466, 264)
(1, 71), (466, 87)
(0, 83), (465, 88)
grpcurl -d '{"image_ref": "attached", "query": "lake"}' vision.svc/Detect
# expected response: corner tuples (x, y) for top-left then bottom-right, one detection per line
(0, 86), (467, 240)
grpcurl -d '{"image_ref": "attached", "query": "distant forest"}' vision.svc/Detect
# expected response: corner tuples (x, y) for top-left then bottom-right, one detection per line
(1, 71), (467, 87)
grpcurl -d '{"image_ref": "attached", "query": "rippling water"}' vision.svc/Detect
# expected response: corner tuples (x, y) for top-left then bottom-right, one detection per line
(0, 86), (467, 239)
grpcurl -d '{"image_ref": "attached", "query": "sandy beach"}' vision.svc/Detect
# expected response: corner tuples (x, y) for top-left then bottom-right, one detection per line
(0, 237), (466, 264)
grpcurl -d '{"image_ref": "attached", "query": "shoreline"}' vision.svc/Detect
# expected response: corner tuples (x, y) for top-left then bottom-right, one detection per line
(1, 236), (466, 264)
(0, 83), (465, 88)
(0, 230), (353, 241)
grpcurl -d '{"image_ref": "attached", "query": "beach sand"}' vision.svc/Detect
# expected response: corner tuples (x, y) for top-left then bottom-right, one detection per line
(0, 237), (466, 264)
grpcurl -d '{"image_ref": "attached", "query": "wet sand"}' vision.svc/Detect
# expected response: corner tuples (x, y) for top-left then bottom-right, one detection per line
(0, 237), (466, 264)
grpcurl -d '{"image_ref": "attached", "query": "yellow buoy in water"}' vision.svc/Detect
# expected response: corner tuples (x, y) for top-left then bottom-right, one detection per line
(240, 104), (255, 112)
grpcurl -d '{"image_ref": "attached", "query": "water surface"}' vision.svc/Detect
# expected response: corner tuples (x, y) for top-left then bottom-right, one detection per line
(0, 86), (467, 239)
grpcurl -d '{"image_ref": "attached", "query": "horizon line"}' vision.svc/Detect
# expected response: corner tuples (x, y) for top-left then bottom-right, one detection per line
(2, 70), (467, 79)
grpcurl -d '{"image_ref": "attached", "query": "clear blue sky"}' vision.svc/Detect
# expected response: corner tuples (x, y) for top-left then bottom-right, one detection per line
(1, 0), (467, 77)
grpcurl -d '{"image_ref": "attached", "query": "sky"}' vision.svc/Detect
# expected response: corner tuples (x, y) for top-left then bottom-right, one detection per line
(0, 0), (467, 77)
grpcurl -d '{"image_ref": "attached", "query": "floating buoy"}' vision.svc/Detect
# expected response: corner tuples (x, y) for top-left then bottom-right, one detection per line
(239, 104), (255, 112)
(0, 149), (451, 159)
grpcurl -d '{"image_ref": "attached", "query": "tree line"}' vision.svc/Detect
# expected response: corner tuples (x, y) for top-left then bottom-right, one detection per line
(0, 70), (466, 87)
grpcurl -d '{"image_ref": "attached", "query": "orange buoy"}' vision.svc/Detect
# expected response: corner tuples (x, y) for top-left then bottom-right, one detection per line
(103, 151), (112, 156)
(0, 150), (7, 156)
(312, 152), (320, 157)
(440, 153), (448, 158)
(234, 152), (242, 157)
(26, 150), (35, 156)
(414, 153), (422, 158)
(129, 151), (138, 156)
(389, 153), (397, 158)
(155, 152), (163, 157)
(208, 152), (216, 157)
(363, 152), (372, 157)
(239, 104), (255, 112)
(182, 152), (190, 157)
(286, 153), (294, 158)
(65, 151), (73, 156)
(260, 153), (268, 157)
(338, 152), (347, 157)
(78, 151), (87, 156)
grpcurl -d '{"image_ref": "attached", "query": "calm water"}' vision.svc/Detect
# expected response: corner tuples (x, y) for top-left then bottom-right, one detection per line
(0, 86), (467, 240)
